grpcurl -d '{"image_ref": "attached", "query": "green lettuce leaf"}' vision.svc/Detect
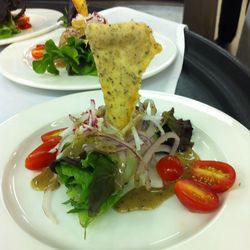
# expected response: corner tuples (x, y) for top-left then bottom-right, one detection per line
(0, 22), (20, 39)
(87, 152), (116, 216)
(32, 37), (97, 77)
(53, 151), (121, 232)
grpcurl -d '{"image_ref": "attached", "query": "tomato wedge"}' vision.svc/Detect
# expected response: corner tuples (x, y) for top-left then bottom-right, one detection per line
(25, 138), (60, 170)
(35, 44), (45, 50)
(41, 127), (67, 142)
(31, 44), (45, 59)
(190, 160), (236, 193)
(17, 15), (30, 23)
(31, 48), (44, 59)
(16, 15), (32, 29)
(156, 155), (184, 182)
(175, 179), (220, 212)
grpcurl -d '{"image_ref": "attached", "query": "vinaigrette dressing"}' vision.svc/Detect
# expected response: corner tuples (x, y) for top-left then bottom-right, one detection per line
(115, 148), (199, 212)
(31, 167), (59, 191)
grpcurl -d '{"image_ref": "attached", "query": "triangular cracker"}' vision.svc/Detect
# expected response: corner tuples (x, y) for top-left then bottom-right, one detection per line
(85, 22), (162, 130)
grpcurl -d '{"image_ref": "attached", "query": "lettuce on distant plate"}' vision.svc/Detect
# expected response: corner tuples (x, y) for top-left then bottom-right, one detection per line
(0, 0), (26, 39)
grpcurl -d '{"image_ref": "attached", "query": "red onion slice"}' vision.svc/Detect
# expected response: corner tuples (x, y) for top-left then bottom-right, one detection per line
(135, 131), (180, 189)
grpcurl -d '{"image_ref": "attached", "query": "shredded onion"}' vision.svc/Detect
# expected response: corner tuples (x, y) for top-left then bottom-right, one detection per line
(143, 131), (179, 164)
(42, 188), (58, 224)
(85, 12), (107, 24)
(138, 132), (154, 146)
(131, 126), (143, 151)
(143, 115), (165, 135)
(143, 120), (157, 138)
(49, 126), (74, 156)
(135, 131), (180, 189)
(91, 133), (146, 165)
(142, 99), (157, 115)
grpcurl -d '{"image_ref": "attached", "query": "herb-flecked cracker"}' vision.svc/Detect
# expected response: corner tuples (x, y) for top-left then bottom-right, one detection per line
(85, 22), (162, 130)
(71, 0), (88, 16)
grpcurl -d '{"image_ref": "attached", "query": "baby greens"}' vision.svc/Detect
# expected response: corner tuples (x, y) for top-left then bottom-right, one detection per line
(32, 37), (97, 76)
(51, 151), (121, 231)
(0, 19), (19, 39)
(0, 0), (26, 39)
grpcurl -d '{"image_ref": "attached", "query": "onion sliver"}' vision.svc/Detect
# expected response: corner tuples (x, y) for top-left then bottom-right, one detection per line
(90, 133), (145, 163)
(135, 131), (180, 188)
(144, 131), (179, 164)
(42, 188), (58, 224)
(131, 126), (143, 151)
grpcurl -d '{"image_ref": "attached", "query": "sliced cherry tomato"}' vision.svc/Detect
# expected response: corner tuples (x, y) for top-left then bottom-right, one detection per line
(16, 16), (32, 29)
(35, 44), (45, 50)
(190, 160), (236, 193)
(31, 48), (44, 59)
(17, 22), (32, 29)
(25, 138), (60, 170)
(156, 155), (184, 182)
(41, 127), (67, 142)
(17, 15), (30, 23)
(175, 179), (220, 212)
(31, 44), (45, 59)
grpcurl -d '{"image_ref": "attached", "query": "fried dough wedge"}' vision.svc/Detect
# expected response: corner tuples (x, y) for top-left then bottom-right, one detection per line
(85, 22), (162, 130)
(71, 0), (88, 16)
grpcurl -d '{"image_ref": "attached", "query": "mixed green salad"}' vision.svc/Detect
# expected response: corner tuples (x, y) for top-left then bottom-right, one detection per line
(32, 36), (97, 76)
(26, 99), (191, 228)
(25, 99), (236, 236)
(31, 12), (106, 76)
(0, 0), (31, 39)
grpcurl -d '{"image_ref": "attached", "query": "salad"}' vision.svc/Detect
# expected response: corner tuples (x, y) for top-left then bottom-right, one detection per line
(0, 0), (31, 39)
(25, 99), (236, 235)
(31, 3), (106, 76)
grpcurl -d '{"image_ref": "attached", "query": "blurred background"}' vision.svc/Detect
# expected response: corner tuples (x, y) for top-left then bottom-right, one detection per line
(25, 0), (250, 69)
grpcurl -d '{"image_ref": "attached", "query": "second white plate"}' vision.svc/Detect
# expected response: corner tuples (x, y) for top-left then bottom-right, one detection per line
(0, 21), (177, 91)
(0, 9), (63, 46)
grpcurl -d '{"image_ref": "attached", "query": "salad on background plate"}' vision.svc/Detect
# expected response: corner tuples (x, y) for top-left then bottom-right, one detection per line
(29, 0), (176, 79)
(0, 10), (177, 90)
(0, 6), (63, 46)
(0, 0), (31, 39)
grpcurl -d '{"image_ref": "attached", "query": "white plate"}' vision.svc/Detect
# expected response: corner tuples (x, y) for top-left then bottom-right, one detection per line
(0, 17), (177, 91)
(0, 90), (250, 250)
(0, 9), (63, 46)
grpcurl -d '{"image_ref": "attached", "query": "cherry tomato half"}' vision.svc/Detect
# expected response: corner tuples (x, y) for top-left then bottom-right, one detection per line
(41, 127), (67, 142)
(31, 48), (44, 59)
(190, 160), (236, 193)
(156, 155), (184, 182)
(17, 15), (30, 23)
(175, 179), (220, 212)
(31, 44), (45, 59)
(16, 16), (32, 29)
(35, 44), (45, 50)
(17, 22), (32, 29)
(25, 138), (60, 170)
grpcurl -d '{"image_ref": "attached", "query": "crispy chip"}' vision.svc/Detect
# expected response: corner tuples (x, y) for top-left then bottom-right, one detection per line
(71, 0), (88, 16)
(85, 22), (162, 130)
